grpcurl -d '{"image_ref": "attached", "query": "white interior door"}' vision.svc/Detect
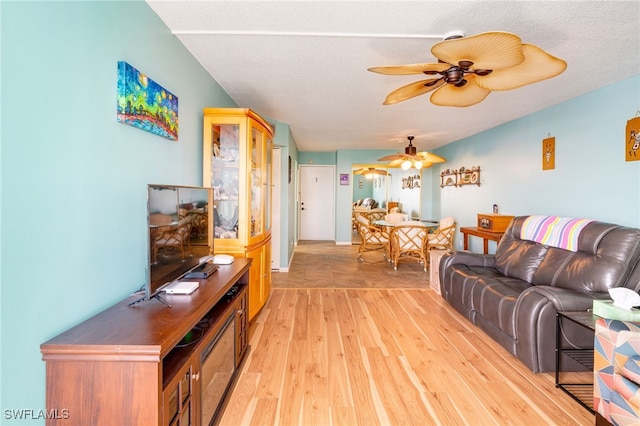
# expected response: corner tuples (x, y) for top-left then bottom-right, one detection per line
(299, 165), (335, 240)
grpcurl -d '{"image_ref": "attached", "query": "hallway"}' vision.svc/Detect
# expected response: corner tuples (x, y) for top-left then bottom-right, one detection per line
(272, 241), (429, 289)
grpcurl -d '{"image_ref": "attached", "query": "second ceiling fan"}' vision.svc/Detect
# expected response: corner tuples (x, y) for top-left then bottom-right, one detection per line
(368, 31), (567, 107)
(378, 136), (446, 170)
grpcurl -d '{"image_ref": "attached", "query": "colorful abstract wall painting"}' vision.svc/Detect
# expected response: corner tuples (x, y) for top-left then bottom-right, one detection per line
(117, 61), (178, 141)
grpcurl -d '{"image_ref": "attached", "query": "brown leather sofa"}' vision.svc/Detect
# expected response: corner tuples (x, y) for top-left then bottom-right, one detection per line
(439, 216), (640, 373)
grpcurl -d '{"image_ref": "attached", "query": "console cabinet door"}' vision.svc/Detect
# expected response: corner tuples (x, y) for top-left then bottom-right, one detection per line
(163, 355), (198, 426)
(235, 285), (249, 366)
(247, 243), (266, 319)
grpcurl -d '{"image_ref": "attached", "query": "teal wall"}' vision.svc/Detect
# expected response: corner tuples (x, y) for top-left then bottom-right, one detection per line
(433, 75), (640, 253)
(0, 1), (239, 421)
(272, 121), (298, 268)
(298, 151), (336, 165)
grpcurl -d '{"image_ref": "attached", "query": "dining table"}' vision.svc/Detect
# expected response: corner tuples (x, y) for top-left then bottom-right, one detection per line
(372, 220), (439, 263)
(373, 219), (439, 229)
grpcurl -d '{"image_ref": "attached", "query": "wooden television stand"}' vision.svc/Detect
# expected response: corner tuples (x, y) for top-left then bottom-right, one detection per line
(41, 259), (251, 425)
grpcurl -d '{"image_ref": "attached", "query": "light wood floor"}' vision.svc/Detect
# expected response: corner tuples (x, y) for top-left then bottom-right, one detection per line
(220, 242), (594, 425)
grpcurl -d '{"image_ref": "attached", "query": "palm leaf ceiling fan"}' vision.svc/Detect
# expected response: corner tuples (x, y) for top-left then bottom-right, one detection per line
(378, 136), (446, 170)
(368, 31), (567, 107)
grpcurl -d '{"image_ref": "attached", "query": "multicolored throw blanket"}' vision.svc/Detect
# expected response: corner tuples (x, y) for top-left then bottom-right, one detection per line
(520, 215), (593, 252)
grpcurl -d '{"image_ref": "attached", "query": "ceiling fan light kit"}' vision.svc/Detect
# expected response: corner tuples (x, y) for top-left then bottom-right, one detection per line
(368, 31), (567, 108)
(353, 167), (389, 179)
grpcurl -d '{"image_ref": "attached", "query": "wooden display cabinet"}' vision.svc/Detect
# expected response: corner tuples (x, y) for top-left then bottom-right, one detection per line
(203, 108), (274, 320)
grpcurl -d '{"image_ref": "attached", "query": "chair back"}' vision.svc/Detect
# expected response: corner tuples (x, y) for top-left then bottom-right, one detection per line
(439, 216), (455, 229)
(366, 208), (387, 222)
(384, 212), (405, 224)
(427, 217), (456, 252)
(393, 224), (428, 248)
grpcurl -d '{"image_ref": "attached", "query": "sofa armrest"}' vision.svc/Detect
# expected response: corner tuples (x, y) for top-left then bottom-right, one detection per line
(526, 285), (609, 312)
(512, 286), (609, 372)
(440, 250), (495, 275)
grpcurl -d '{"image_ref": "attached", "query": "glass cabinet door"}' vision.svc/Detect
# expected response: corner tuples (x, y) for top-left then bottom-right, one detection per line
(210, 123), (240, 239)
(265, 134), (272, 233)
(250, 125), (263, 238)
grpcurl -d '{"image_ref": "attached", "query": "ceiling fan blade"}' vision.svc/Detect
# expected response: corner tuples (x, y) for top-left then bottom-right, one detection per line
(431, 31), (525, 70)
(430, 74), (491, 107)
(368, 63), (450, 75)
(387, 158), (405, 167)
(474, 44), (567, 91)
(383, 78), (445, 105)
(371, 169), (389, 176)
(417, 151), (447, 163)
(377, 154), (403, 161)
(354, 167), (389, 176)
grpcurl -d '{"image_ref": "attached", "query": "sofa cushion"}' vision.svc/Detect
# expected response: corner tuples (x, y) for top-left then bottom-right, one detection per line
(495, 237), (547, 283)
(532, 223), (640, 292)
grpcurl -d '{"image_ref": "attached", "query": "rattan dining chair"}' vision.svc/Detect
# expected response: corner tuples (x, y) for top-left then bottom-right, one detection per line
(391, 222), (429, 271)
(365, 208), (387, 223)
(425, 216), (456, 262)
(355, 214), (390, 262)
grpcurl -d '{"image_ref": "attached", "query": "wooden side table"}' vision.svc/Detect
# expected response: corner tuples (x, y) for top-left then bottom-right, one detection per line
(459, 227), (504, 254)
(429, 249), (450, 295)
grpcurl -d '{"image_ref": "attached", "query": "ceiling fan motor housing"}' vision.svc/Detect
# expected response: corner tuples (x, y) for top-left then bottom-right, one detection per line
(405, 145), (417, 155)
(405, 136), (417, 155)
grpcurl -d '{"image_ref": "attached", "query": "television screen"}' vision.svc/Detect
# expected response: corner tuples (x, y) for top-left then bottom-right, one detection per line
(147, 184), (214, 300)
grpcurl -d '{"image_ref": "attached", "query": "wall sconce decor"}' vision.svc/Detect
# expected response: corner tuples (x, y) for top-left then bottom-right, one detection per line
(626, 112), (640, 161)
(542, 136), (555, 170)
(440, 166), (481, 188)
(401, 174), (421, 189)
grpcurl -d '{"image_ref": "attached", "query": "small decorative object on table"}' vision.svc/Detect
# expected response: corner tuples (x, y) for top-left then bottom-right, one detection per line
(477, 214), (515, 232)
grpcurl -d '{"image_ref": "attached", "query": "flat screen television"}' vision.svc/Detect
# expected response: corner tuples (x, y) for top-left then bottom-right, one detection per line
(143, 184), (214, 303)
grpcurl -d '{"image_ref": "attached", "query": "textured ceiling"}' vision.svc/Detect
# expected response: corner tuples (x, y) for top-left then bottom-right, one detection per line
(147, 0), (640, 152)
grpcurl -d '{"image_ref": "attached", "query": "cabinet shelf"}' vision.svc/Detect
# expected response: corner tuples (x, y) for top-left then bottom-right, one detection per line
(561, 349), (594, 369)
